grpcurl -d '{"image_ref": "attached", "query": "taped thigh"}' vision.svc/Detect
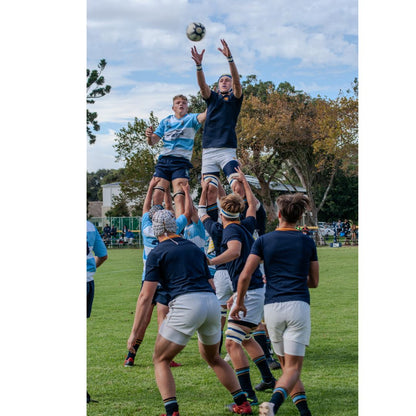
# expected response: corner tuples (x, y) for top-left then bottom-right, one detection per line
(225, 322), (248, 345)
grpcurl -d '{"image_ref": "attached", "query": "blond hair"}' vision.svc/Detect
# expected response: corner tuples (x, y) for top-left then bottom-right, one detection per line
(172, 94), (188, 103)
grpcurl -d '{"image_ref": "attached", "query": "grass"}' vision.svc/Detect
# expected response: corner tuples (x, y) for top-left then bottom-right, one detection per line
(87, 246), (358, 415)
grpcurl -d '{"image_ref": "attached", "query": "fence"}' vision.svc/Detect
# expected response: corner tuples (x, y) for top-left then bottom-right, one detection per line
(89, 217), (143, 248)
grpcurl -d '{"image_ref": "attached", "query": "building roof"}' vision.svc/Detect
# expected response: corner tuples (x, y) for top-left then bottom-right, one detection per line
(245, 175), (306, 192)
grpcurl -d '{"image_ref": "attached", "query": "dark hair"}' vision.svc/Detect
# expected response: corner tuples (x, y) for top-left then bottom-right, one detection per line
(276, 193), (310, 223)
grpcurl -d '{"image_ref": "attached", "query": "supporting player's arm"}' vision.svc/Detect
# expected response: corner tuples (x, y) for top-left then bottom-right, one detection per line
(143, 176), (161, 214)
(235, 166), (258, 218)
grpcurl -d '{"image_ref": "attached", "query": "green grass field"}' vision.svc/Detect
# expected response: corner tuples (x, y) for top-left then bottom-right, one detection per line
(87, 246), (358, 416)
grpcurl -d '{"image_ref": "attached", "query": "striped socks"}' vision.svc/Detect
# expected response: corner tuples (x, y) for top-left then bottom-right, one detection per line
(270, 387), (288, 413)
(163, 396), (178, 416)
(291, 391), (312, 415)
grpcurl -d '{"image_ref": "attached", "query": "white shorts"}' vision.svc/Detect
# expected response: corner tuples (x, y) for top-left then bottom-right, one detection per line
(214, 269), (233, 305)
(264, 301), (311, 357)
(229, 286), (265, 327)
(159, 292), (221, 346)
(202, 148), (239, 177)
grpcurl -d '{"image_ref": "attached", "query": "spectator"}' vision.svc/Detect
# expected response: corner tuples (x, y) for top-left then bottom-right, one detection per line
(103, 223), (111, 238)
(335, 219), (342, 237)
(342, 219), (351, 234)
(351, 223), (358, 244)
(125, 229), (135, 245)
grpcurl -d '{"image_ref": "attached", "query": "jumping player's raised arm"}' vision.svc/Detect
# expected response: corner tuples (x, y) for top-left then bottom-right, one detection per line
(191, 46), (211, 99)
(217, 39), (242, 99)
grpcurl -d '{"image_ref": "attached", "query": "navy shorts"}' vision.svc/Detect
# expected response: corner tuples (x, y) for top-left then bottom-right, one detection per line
(87, 280), (95, 318)
(154, 156), (193, 182)
(140, 281), (171, 306)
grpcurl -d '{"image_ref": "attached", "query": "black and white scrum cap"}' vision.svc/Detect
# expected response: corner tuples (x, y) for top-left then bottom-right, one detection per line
(152, 209), (177, 237)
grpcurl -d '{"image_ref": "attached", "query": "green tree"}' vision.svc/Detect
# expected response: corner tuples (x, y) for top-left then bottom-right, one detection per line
(113, 113), (160, 211)
(87, 168), (124, 201)
(87, 59), (111, 144)
(104, 195), (130, 217)
(236, 77), (358, 226)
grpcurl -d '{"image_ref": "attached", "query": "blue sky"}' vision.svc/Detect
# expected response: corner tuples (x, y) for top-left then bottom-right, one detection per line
(87, 0), (358, 172)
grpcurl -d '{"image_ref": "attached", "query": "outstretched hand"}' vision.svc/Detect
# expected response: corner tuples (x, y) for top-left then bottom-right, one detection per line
(218, 39), (232, 58)
(191, 46), (205, 65)
(234, 166), (246, 183)
(145, 126), (154, 138)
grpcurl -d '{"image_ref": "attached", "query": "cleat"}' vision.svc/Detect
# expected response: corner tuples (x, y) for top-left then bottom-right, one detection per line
(247, 396), (259, 406)
(169, 360), (182, 367)
(267, 357), (281, 370)
(160, 412), (180, 416)
(226, 400), (253, 414)
(255, 379), (276, 391)
(259, 402), (275, 416)
(124, 356), (134, 367)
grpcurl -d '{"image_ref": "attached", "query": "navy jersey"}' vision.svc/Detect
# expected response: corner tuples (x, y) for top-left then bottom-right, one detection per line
(250, 230), (318, 305)
(145, 237), (214, 300)
(202, 217), (227, 271)
(202, 90), (243, 149)
(221, 217), (263, 292)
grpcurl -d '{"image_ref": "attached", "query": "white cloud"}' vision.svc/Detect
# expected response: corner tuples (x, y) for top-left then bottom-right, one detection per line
(87, 0), (358, 170)
(87, 129), (122, 172)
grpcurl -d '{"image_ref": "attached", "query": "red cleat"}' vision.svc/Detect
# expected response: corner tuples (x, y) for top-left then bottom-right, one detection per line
(169, 360), (182, 367)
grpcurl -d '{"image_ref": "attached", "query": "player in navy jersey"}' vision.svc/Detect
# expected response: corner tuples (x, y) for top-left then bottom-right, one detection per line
(191, 40), (244, 221)
(208, 168), (276, 408)
(231, 193), (319, 416)
(127, 210), (253, 416)
(123, 177), (186, 368)
(145, 94), (206, 216)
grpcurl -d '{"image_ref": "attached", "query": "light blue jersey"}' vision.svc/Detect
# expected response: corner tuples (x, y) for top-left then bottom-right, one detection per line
(183, 219), (206, 251)
(87, 221), (107, 282)
(141, 212), (188, 280)
(154, 113), (201, 161)
(183, 220), (216, 277)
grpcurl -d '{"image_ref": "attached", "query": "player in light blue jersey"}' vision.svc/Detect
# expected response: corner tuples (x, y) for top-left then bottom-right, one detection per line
(145, 94), (206, 216)
(87, 220), (107, 403)
(181, 182), (207, 251)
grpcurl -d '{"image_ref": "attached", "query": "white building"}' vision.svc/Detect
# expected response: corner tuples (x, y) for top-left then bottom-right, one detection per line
(101, 182), (122, 217)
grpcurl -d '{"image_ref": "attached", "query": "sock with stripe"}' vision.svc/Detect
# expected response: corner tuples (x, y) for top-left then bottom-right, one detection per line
(291, 391), (312, 416)
(270, 387), (288, 414)
(126, 338), (142, 359)
(163, 396), (178, 416)
(235, 367), (256, 399)
(253, 355), (275, 383)
(253, 330), (272, 359)
(231, 389), (248, 406)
